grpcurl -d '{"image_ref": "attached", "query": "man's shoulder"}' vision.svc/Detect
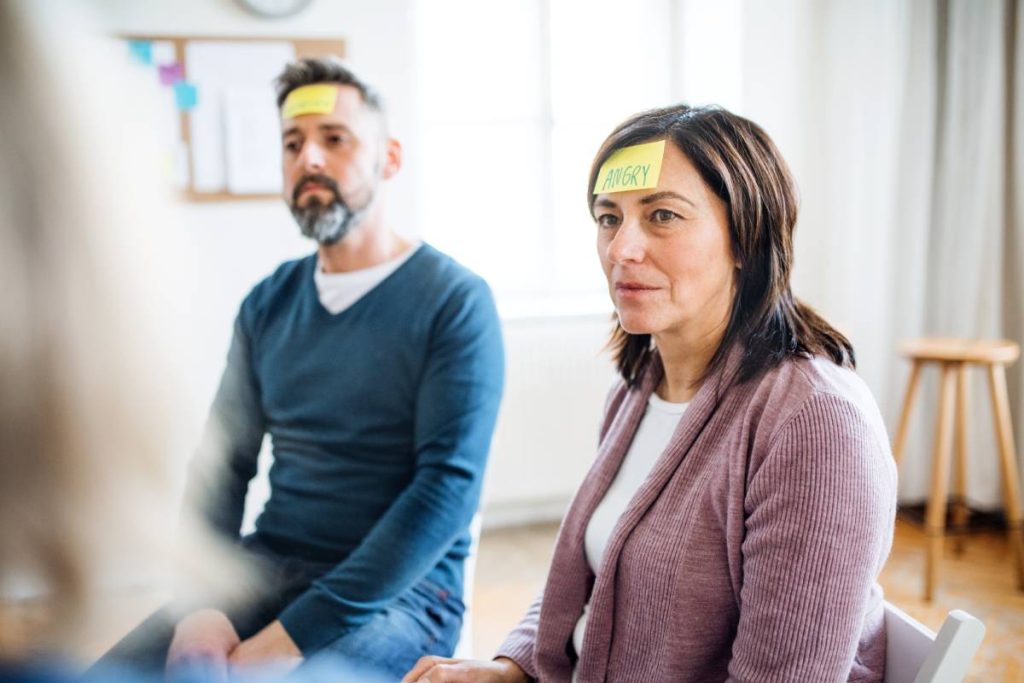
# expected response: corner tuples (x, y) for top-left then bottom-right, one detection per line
(396, 243), (496, 312)
(241, 253), (316, 312)
(404, 243), (487, 290)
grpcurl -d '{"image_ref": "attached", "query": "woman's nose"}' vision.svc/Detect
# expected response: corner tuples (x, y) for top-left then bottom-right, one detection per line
(606, 220), (645, 264)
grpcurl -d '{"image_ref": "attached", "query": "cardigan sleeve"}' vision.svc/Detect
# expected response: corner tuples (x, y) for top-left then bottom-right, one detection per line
(727, 392), (896, 682)
(494, 592), (543, 680)
(492, 377), (626, 680)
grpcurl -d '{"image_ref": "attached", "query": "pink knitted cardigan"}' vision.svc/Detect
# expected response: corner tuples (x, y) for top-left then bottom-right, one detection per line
(496, 348), (897, 682)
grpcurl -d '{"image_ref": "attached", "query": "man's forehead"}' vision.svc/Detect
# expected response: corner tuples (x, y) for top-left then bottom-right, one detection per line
(282, 83), (340, 119)
(281, 83), (369, 123)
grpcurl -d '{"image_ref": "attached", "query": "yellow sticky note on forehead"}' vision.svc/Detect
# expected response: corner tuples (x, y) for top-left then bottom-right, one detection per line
(282, 84), (339, 118)
(593, 140), (666, 194)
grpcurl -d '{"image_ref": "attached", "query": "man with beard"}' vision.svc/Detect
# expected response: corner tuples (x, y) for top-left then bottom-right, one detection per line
(95, 58), (505, 679)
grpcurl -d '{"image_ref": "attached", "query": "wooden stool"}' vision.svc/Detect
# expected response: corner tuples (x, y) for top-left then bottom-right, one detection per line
(892, 338), (1024, 600)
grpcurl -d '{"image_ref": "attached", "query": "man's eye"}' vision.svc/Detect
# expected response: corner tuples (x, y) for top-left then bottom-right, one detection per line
(326, 135), (345, 145)
(596, 214), (620, 228)
(284, 141), (301, 153)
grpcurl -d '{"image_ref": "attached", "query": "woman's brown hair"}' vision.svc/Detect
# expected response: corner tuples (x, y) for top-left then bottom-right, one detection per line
(589, 104), (854, 386)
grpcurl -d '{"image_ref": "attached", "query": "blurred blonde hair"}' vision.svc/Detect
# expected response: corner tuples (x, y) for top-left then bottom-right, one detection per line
(0, 1), (251, 658)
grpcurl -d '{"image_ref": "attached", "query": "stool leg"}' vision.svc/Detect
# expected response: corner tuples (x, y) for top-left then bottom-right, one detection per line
(893, 360), (924, 468)
(926, 362), (957, 601)
(986, 363), (1024, 590)
(952, 363), (970, 555)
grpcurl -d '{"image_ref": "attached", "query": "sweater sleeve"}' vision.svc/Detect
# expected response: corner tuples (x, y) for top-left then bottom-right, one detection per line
(182, 312), (266, 540)
(277, 277), (505, 653)
(494, 592), (543, 679)
(727, 393), (896, 682)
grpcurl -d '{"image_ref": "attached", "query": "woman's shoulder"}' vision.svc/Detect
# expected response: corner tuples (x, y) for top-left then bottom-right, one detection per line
(741, 355), (898, 529)
(741, 354), (891, 454)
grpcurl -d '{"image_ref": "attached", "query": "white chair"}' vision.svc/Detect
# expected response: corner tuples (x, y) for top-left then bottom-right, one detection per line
(883, 600), (985, 683)
(452, 513), (483, 658)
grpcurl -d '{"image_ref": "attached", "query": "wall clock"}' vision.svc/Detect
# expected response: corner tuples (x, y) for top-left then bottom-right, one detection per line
(236, 0), (314, 19)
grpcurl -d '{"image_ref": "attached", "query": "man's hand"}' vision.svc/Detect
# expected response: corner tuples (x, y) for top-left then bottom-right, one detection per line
(227, 619), (303, 673)
(401, 656), (530, 683)
(166, 609), (241, 681)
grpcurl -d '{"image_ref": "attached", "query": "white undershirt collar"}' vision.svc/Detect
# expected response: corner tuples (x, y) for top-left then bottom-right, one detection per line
(313, 242), (422, 315)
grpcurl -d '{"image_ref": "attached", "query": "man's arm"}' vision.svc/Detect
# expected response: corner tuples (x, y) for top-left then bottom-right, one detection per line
(169, 313), (268, 672)
(183, 313), (266, 541)
(274, 277), (505, 654)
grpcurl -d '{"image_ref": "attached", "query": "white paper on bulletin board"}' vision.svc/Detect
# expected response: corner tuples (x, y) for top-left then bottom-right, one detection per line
(185, 41), (295, 193)
(223, 87), (283, 194)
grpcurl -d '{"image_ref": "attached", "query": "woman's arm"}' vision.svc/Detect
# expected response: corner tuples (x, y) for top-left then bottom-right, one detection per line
(729, 392), (897, 682)
(401, 656), (529, 683)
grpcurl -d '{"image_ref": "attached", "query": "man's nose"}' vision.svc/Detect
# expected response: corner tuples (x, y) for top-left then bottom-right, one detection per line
(300, 142), (326, 172)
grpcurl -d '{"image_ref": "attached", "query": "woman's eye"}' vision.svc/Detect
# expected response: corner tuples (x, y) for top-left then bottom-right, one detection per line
(596, 214), (620, 228)
(651, 208), (678, 223)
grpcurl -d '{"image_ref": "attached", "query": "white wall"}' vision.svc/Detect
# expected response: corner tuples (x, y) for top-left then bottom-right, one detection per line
(483, 316), (617, 527)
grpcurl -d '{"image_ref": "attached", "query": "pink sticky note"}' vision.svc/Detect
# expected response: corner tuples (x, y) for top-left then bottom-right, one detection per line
(159, 62), (184, 86)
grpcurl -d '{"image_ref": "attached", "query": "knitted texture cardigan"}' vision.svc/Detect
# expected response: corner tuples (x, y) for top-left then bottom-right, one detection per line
(496, 348), (897, 682)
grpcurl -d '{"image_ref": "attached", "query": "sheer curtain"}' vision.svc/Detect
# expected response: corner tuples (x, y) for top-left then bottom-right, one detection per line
(740, 0), (1022, 507)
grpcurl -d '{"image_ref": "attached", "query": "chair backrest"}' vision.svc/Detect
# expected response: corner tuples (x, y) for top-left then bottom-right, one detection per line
(883, 600), (985, 683)
(452, 512), (483, 659)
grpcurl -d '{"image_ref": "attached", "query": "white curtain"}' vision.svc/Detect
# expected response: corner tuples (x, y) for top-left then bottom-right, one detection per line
(736, 0), (1023, 508)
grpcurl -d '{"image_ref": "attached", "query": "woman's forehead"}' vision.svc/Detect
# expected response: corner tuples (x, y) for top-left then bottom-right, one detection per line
(593, 145), (707, 209)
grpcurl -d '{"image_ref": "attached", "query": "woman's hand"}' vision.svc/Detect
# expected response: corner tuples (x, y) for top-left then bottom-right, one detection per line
(401, 656), (530, 683)
(165, 608), (240, 681)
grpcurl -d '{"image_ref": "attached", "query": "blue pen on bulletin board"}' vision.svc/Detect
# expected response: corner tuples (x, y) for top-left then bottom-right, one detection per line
(128, 40), (153, 65)
(174, 82), (198, 110)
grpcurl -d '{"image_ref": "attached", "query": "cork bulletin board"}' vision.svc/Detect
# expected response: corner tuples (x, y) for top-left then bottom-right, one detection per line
(121, 35), (345, 202)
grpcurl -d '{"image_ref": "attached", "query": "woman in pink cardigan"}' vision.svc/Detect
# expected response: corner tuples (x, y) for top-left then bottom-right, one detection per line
(404, 105), (897, 682)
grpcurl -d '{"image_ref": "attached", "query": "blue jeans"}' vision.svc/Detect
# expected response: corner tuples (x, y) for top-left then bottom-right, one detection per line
(311, 578), (463, 680)
(92, 536), (463, 680)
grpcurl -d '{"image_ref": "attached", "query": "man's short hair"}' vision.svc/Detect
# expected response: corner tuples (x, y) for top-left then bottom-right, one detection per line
(274, 57), (385, 114)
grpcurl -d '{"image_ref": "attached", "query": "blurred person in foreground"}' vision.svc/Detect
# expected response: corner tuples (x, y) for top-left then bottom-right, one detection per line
(97, 56), (505, 679)
(0, 4), (396, 682)
(0, 1), (244, 681)
(404, 105), (898, 682)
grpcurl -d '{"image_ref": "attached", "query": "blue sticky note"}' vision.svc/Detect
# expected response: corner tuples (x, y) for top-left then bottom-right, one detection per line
(128, 40), (153, 65)
(173, 82), (198, 110)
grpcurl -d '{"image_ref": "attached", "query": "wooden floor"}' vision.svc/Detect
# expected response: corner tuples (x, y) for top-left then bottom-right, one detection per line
(874, 520), (1024, 683)
(472, 518), (1024, 682)
(61, 517), (1024, 681)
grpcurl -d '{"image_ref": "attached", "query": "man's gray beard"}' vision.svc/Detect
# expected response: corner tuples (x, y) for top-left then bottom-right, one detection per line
(291, 200), (356, 246)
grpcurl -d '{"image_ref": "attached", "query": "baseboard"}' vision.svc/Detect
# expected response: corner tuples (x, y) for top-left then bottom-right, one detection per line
(481, 497), (571, 530)
(897, 501), (1010, 532)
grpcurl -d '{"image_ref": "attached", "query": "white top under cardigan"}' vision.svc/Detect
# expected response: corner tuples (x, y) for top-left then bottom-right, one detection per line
(572, 393), (689, 659)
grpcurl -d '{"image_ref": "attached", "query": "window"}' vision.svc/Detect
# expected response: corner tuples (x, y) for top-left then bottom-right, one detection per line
(414, 0), (741, 316)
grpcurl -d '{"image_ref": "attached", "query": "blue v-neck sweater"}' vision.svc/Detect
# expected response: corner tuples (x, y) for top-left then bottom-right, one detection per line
(187, 244), (504, 652)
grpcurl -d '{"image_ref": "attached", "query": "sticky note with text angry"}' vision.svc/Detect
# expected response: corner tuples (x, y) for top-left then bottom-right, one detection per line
(594, 140), (666, 194)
